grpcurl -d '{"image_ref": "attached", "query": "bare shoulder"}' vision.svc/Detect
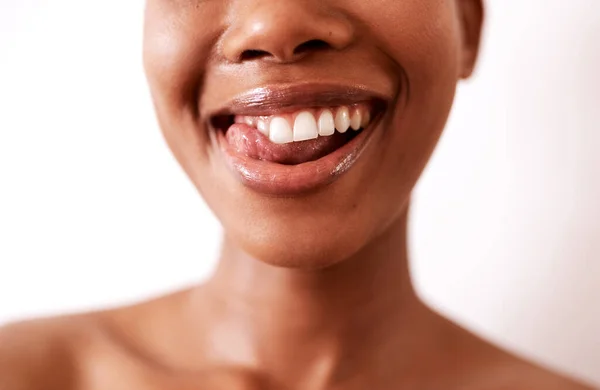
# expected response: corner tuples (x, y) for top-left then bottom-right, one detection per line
(0, 291), (190, 390)
(0, 289), (204, 390)
(0, 315), (98, 390)
(431, 315), (596, 390)
(457, 329), (595, 389)
(513, 366), (596, 389)
(478, 358), (597, 390)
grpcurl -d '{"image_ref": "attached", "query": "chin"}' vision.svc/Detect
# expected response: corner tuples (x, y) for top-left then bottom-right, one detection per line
(229, 214), (373, 270)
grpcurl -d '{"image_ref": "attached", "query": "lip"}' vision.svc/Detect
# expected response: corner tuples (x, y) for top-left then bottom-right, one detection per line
(205, 83), (390, 118)
(207, 84), (390, 196)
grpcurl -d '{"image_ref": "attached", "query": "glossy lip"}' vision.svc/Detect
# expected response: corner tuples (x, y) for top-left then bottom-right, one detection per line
(205, 83), (390, 118)
(207, 84), (390, 196)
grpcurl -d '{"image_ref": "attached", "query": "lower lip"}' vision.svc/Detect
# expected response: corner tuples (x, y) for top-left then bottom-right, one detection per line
(215, 120), (380, 196)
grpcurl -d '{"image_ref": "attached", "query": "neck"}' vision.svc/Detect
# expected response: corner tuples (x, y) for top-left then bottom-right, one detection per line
(202, 205), (433, 388)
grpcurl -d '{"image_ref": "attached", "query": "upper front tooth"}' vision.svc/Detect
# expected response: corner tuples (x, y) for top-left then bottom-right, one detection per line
(318, 110), (335, 136)
(350, 109), (362, 131)
(293, 112), (319, 142)
(335, 107), (350, 133)
(257, 118), (269, 137)
(269, 117), (294, 144)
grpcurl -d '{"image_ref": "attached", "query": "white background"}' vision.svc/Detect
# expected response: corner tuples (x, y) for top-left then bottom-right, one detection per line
(0, 0), (599, 386)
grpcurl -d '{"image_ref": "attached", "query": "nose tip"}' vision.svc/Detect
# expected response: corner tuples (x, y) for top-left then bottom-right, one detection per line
(221, 3), (355, 64)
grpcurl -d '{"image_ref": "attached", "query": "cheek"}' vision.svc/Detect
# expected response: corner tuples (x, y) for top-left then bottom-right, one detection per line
(143, 3), (223, 191)
(342, 1), (462, 233)
(352, 0), (461, 103)
(377, 1), (461, 165)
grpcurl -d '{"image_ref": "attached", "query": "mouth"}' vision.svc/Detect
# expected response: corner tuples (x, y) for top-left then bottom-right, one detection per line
(207, 84), (388, 195)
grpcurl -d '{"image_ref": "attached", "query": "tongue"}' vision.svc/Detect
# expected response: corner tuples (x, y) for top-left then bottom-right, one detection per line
(226, 123), (353, 165)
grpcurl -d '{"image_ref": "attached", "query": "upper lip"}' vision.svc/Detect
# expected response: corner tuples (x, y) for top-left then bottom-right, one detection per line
(204, 83), (391, 119)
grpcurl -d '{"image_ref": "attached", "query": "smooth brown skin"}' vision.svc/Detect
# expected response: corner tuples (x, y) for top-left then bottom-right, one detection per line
(0, 0), (595, 389)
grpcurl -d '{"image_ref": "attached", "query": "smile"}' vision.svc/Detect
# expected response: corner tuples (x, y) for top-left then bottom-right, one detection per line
(234, 103), (372, 144)
(208, 84), (389, 195)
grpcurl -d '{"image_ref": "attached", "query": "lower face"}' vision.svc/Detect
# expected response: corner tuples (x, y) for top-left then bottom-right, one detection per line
(143, 0), (464, 268)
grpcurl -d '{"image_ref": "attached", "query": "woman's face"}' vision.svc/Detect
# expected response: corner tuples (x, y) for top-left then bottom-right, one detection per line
(143, 0), (482, 268)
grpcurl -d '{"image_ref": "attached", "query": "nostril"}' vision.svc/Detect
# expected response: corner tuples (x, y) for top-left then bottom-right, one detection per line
(237, 40), (333, 63)
(239, 49), (271, 61)
(293, 39), (331, 55)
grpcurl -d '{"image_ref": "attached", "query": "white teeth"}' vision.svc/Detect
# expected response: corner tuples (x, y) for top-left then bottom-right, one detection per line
(293, 111), (319, 142)
(350, 109), (362, 131)
(238, 105), (370, 144)
(335, 106), (350, 133)
(257, 118), (269, 137)
(269, 117), (294, 144)
(318, 110), (335, 136)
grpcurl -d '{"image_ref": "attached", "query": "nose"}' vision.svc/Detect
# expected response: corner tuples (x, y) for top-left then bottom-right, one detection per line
(221, 1), (355, 64)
